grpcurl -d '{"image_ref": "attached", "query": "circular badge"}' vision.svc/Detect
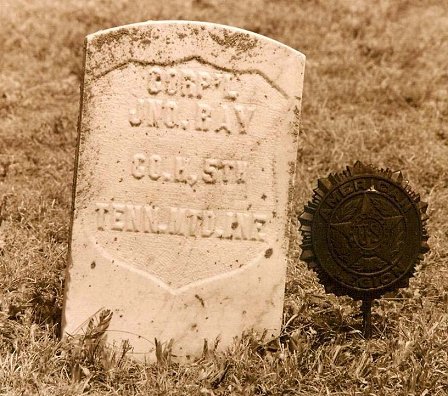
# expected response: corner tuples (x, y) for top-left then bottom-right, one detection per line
(299, 162), (429, 300)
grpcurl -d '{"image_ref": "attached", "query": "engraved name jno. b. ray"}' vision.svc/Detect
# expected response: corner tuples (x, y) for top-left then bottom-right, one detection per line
(128, 66), (256, 134)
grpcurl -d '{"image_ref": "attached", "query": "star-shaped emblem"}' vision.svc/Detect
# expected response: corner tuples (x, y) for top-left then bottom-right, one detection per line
(329, 193), (403, 273)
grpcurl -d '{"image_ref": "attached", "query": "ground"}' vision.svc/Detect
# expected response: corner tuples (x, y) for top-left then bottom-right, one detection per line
(0, 0), (448, 395)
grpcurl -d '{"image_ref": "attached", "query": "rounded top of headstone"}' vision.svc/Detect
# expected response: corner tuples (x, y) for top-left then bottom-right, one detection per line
(83, 21), (305, 100)
(299, 161), (430, 300)
(87, 20), (305, 55)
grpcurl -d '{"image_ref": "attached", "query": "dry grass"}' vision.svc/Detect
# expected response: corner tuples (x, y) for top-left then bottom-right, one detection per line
(1, 0), (448, 394)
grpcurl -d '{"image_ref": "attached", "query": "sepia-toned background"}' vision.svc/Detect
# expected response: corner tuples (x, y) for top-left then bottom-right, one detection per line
(1, 0), (447, 394)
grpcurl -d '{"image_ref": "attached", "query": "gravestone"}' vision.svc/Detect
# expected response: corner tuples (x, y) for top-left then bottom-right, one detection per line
(62, 21), (305, 360)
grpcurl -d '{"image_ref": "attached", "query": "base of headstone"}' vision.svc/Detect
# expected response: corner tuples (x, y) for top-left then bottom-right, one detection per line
(63, 250), (286, 360)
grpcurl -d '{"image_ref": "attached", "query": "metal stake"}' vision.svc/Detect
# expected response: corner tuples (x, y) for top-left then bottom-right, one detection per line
(361, 299), (373, 338)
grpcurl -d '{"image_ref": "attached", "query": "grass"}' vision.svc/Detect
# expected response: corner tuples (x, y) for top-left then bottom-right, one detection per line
(1, 0), (448, 394)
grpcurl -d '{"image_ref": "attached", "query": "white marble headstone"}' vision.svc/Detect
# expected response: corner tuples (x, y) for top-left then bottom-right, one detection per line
(62, 21), (305, 361)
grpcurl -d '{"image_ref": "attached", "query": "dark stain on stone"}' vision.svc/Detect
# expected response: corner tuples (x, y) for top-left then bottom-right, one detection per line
(208, 30), (258, 53)
(195, 294), (205, 307)
(91, 28), (131, 53)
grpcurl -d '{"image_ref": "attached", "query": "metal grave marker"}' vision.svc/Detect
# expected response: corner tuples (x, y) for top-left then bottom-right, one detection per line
(299, 162), (429, 336)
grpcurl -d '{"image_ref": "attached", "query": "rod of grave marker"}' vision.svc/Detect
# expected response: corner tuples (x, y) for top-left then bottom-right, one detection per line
(361, 299), (372, 338)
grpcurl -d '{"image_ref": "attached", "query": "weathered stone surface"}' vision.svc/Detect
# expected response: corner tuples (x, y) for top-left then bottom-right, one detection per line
(62, 21), (305, 361)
